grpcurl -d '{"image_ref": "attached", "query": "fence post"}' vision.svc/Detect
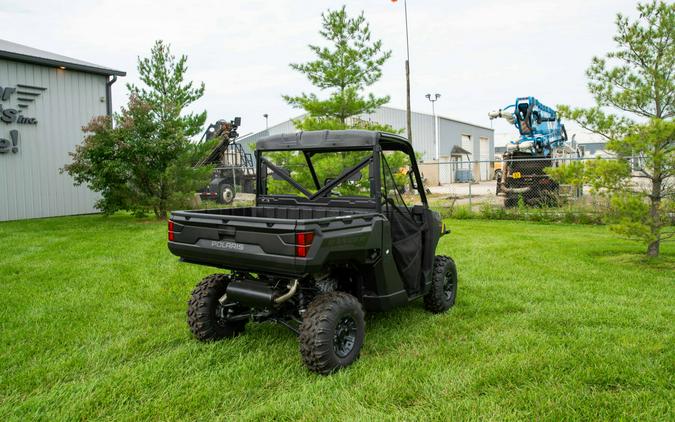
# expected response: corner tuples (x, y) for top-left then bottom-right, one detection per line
(438, 159), (441, 186)
(468, 174), (472, 210)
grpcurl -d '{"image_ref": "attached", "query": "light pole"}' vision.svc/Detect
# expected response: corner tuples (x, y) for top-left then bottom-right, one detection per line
(425, 93), (440, 160)
(263, 113), (269, 130)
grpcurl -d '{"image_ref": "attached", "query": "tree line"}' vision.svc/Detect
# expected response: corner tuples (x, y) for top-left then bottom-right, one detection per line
(64, 2), (673, 257)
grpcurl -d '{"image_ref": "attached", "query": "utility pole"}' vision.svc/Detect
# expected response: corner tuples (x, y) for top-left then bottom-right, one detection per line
(404, 0), (412, 142)
(392, 0), (412, 140)
(263, 113), (269, 130)
(425, 93), (440, 159)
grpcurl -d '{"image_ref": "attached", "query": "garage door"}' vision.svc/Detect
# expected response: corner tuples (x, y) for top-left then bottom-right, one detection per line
(480, 137), (490, 180)
(439, 155), (451, 184)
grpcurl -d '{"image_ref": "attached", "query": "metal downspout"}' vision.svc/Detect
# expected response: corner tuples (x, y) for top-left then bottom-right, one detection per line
(105, 75), (118, 116)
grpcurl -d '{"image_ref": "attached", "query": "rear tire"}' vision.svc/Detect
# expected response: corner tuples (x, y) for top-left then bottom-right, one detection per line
(424, 256), (458, 313)
(299, 292), (365, 375)
(216, 184), (235, 204)
(187, 274), (246, 341)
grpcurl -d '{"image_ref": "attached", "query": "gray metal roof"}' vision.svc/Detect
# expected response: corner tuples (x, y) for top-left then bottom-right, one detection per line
(0, 39), (125, 77)
(450, 145), (472, 156)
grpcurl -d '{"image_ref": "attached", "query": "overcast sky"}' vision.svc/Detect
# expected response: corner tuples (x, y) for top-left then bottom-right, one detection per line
(0, 0), (640, 144)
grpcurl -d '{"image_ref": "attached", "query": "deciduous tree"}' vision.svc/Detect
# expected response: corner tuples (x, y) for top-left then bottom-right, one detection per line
(64, 41), (211, 219)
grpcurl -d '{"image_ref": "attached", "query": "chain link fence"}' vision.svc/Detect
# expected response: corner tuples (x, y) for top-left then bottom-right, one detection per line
(197, 153), (651, 225)
(419, 156), (645, 221)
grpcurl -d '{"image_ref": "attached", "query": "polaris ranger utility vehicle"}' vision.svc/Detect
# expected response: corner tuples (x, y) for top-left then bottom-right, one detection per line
(168, 130), (457, 374)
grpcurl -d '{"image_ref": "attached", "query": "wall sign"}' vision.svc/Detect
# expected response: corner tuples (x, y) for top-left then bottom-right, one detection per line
(0, 84), (46, 154)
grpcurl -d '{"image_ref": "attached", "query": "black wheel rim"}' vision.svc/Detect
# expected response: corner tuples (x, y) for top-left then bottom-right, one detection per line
(444, 270), (456, 302)
(333, 316), (357, 358)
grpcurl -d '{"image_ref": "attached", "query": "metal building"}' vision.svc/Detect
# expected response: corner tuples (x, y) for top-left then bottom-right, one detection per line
(0, 39), (125, 221)
(238, 106), (494, 184)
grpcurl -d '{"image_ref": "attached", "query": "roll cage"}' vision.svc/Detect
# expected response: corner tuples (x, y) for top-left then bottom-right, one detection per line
(255, 130), (428, 212)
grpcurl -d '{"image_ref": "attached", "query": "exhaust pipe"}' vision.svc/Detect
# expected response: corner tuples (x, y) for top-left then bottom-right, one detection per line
(226, 278), (299, 307)
(274, 280), (299, 304)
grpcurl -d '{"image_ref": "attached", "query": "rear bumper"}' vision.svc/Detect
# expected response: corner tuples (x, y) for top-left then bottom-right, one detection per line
(168, 209), (385, 276)
(168, 240), (303, 275)
(198, 191), (218, 199)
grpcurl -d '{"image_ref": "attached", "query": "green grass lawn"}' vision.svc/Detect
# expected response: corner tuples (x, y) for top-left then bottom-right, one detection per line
(1, 214), (673, 421)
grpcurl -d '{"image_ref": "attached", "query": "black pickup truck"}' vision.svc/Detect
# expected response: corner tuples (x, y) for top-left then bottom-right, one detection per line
(168, 130), (457, 374)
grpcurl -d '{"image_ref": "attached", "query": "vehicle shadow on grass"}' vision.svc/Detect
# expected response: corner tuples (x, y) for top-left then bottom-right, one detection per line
(181, 302), (443, 361)
(179, 285), (522, 373)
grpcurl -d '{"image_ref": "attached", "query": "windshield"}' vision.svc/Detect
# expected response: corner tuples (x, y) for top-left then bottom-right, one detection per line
(260, 150), (373, 198)
(258, 146), (426, 209)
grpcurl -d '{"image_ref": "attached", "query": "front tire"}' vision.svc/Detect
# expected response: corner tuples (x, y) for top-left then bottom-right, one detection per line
(299, 292), (365, 374)
(424, 256), (458, 313)
(187, 274), (246, 341)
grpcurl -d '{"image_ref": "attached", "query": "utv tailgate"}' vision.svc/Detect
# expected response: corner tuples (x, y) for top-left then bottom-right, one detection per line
(168, 208), (382, 276)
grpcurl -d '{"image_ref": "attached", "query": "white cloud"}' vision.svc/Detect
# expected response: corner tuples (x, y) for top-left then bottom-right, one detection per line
(0, 0), (641, 137)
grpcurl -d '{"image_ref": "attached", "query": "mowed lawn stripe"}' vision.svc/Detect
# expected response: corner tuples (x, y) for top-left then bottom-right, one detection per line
(0, 214), (673, 420)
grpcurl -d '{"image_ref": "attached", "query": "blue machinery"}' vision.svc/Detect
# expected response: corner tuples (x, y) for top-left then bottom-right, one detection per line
(488, 97), (580, 206)
(488, 96), (569, 158)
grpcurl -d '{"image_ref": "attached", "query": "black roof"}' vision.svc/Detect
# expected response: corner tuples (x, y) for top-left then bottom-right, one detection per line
(0, 39), (126, 77)
(256, 130), (411, 152)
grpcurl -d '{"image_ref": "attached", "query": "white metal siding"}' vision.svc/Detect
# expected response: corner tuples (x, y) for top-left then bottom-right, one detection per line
(239, 106), (495, 175)
(237, 118), (300, 155)
(0, 58), (107, 221)
(241, 106), (440, 162)
(359, 106), (436, 161)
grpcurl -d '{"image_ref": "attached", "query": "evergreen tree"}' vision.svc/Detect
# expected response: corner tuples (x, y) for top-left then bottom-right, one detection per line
(284, 6), (392, 127)
(551, 1), (674, 257)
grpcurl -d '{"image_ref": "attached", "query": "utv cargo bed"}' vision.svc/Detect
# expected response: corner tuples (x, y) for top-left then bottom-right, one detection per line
(169, 206), (383, 276)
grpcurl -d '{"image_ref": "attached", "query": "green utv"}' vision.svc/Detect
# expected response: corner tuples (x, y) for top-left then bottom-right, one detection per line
(168, 130), (457, 374)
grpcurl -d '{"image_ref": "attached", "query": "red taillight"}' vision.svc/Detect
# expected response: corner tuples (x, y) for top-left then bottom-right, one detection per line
(168, 220), (175, 241)
(295, 231), (314, 257)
